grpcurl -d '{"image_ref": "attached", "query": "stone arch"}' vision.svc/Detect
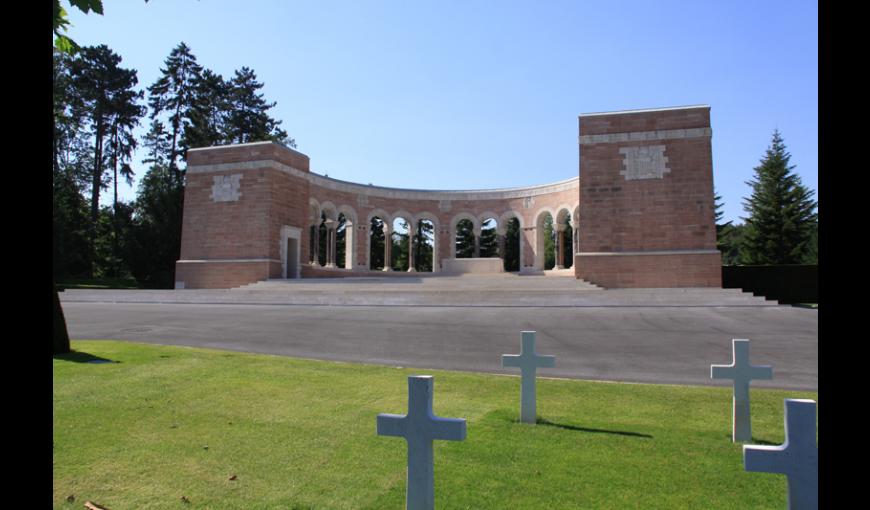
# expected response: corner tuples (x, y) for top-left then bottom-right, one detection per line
(308, 198), (321, 223)
(320, 201), (339, 221)
(555, 204), (573, 228)
(499, 210), (525, 232)
(477, 211), (500, 226)
(367, 208), (392, 227)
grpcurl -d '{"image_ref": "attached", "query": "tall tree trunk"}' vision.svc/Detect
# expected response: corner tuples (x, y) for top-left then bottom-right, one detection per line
(111, 125), (119, 277)
(89, 118), (103, 278)
(53, 280), (71, 355)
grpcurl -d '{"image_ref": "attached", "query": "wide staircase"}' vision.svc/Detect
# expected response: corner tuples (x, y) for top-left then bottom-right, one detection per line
(231, 274), (779, 307)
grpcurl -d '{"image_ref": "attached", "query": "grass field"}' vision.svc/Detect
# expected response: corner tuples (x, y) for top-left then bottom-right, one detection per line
(53, 341), (817, 509)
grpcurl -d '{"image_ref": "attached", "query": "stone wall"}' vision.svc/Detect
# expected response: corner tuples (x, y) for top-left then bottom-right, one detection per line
(574, 106), (721, 287)
(175, 105), (722, 289)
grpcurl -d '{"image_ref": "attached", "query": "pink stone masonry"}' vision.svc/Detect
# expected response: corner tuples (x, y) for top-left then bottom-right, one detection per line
(175, 106), (722, 289)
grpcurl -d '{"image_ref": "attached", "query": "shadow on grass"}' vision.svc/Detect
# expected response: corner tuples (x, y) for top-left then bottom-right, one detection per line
(53, 351), (119, 364)
(535, 418), (653, 439)
(727, 434), (779, 446)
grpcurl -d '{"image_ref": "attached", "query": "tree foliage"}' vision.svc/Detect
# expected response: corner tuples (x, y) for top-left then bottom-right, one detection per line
(740, 130), (818, 265)
(455, 220), (475, 258)
(369, 218), (386, 270)
(503, 217), (520, 271)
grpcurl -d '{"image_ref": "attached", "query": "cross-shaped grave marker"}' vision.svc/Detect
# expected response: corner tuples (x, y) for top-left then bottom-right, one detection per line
(744, 399), (818, 510)
(711, 338), (773, 442)
(502, 331), (556, 424)
(377, 375), (467, 510)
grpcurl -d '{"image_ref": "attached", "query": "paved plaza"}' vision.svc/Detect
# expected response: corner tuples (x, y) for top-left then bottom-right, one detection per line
(60, 275), (818, 391)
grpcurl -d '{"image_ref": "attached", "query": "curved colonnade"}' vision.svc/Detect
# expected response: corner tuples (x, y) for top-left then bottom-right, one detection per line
(305, 171), (579, 274)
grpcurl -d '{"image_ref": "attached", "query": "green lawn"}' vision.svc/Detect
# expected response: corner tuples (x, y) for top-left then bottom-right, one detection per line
(53, 341), (816, 509)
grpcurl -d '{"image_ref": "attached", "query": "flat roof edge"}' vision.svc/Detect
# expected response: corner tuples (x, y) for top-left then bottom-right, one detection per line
(579, 105), (710, 118)
(187, 140), (308, 158)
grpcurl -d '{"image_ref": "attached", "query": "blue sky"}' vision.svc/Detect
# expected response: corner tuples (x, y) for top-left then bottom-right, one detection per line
(64, 0), (817, 224)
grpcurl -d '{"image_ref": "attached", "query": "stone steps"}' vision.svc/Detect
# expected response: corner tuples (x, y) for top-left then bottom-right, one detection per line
(59, 275), (778, 307)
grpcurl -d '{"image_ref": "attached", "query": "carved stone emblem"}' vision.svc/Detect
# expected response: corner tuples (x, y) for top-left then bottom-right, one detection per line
(523, 197), (535, 209)
(438, 200), (452, 212)
(357, 194), (370, 208)
(618, 145), (670, 180)
(211, 174), (242, 202)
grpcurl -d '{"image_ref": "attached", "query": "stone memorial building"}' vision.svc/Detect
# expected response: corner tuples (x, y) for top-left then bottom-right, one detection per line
(175, 105), (721, 289)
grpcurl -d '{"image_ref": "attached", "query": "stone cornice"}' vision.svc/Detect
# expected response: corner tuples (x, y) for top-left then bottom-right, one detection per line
(579, 127), (712, 146)
(187, 159), (579, 201)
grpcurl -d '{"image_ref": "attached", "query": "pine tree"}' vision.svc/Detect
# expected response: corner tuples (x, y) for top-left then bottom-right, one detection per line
(147, 42), (203, 179)
(740, 130), (817, 265)
(185, 69), (231, 149)
(504, 217), (520, 271)
(369, 217), (386, 270)
(455, 220), (475, 258)
(543, 215), (555, 270)
(714, 190), (739, 264)
(225, 67), (289, 144)
(68, 44), (143, 276)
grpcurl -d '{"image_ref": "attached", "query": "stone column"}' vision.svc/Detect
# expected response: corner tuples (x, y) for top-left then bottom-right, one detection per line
(407, 221), (417, 272)
(324, 220), (336, 268)
(497, 228), (506, 270)
(356, 224), (368, 271)
(310, 224), (320, 266)
(436, 225), (451, 272)
(382, 224), (393, 271)
(473, 226), (481, 258)
(522, 226), (536, 272)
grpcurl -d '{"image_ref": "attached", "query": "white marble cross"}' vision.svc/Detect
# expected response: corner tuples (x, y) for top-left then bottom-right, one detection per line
(502, 331), (556, 424)
(711, 339), (773, 442)
(377, 376), (467, 510)
(744, 399), (818, 510)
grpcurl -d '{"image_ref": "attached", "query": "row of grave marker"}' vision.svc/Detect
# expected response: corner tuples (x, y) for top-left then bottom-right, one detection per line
(376, 332), (818, 510)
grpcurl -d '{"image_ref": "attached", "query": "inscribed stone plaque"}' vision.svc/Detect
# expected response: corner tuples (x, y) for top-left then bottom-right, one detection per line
(211, 174), (243, 202)
(618, 145), (670, 181)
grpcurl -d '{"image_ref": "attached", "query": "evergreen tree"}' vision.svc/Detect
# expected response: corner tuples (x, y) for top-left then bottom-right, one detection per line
(336, 215), (347, 268)
(504, 218), (520, 271)
(714, 190), (739, 263)
(562, 221), (573, 269)
(369, 218), (385, 270)
(543, 215), (555, 270)
(455, 220), (475, 258)
(391, 220), (410, 271)
(740, 130), (818, 265)
(224, 67), (289, 144)
(68, 44), (143, 276)
(127, 164), (185, 288)
(479, 221), (498, 258)
(147, 42), (203, 178)
(720, 224), (747, 266)
(185, 69), (231, 149)
(414, 221), (434, 272)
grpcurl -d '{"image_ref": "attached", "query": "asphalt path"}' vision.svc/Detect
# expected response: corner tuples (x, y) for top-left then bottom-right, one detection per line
(61, 301), (818, 391)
